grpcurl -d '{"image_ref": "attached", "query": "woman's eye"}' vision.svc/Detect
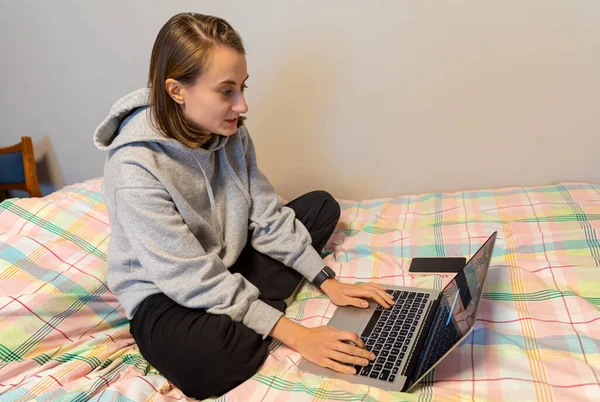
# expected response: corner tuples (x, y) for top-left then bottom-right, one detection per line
(222, 85), (248, 96)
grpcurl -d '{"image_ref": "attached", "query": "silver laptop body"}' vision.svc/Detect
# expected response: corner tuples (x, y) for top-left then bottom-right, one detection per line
(298, 232), (497, 392)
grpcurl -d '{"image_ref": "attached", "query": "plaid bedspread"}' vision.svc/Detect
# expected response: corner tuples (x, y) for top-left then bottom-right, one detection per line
(1, 179), (599, 401)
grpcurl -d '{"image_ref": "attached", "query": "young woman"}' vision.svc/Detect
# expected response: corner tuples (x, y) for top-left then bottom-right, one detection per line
(94, 12), (394, 399)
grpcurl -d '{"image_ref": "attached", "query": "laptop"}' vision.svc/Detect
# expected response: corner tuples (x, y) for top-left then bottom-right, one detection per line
(298, 232), (497, 392)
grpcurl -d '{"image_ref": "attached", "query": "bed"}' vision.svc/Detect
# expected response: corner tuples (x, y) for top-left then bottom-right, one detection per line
(1, 178), (599, 401)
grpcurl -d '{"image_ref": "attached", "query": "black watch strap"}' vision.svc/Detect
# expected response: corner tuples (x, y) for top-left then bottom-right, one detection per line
(313, 266), (336, 290)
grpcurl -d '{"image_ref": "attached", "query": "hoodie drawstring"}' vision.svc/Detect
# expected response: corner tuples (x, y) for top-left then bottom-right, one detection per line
(192, 146), (268, 250)
(220, 148), (250, 206)
(193, 153), (226, 249)
(220, 148), (269, 228)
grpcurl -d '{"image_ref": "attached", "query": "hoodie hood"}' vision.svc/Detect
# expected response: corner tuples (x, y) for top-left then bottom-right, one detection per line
(93, 87), (232, 252)
(93, 87), (228, 153)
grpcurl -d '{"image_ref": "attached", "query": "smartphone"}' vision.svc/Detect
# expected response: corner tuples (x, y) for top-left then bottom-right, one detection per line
(408, 257), (467, 274)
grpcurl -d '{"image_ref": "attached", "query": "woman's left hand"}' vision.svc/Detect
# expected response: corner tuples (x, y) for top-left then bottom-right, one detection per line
(320, 280), (395, 309)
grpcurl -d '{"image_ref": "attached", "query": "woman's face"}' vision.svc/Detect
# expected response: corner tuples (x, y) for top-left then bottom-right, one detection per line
(170, 45), (249, 136)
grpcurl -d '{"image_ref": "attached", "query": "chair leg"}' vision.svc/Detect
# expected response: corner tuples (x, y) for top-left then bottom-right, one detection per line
(21, 137), (42, 197)
(0, 190), (9, 202)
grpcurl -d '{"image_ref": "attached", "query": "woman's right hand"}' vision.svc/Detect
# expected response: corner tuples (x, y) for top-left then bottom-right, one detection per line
(269, 317), (375, 375)
(294, 325), (376, 375)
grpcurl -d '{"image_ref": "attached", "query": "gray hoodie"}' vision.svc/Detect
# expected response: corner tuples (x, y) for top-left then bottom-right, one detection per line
(94, 88), (325, 338)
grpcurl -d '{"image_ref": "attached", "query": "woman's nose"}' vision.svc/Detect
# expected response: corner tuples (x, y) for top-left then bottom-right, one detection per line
(233, 93), (248, 114)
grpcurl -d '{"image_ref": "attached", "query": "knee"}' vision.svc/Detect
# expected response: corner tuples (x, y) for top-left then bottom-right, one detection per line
(307, 190), (341, 221)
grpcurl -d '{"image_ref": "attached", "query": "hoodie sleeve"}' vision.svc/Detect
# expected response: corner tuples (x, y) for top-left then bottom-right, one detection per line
(241, 128), (326, 282)
(114, 176), (283, 338)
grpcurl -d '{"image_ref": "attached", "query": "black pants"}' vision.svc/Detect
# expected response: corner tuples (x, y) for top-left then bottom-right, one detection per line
(129, 191), (340, 399)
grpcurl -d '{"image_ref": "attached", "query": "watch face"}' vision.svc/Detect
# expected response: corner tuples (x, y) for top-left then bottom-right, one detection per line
(324, 266), (335, 278)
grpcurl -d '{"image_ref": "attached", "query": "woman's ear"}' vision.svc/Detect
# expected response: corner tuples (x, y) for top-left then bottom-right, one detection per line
(165, 79), (185, 105)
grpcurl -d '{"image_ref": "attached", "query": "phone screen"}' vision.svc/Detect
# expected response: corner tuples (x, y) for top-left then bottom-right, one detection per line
(408, 257), (467, 274)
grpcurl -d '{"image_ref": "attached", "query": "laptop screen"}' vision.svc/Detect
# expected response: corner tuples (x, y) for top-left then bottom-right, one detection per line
(410, 232), (497, 383)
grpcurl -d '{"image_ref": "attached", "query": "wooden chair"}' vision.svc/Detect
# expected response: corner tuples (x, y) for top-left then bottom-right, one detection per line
(0, 137), (42, 197)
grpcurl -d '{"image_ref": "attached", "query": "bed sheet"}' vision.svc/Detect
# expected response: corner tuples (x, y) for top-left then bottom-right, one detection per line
(1, 179), (599, 401)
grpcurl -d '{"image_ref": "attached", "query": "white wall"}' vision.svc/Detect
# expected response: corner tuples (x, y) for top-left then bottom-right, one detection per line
(1, 1), (599, 200)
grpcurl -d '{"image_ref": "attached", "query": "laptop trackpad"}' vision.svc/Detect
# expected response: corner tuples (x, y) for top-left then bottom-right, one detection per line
(327, 304), (373, 334)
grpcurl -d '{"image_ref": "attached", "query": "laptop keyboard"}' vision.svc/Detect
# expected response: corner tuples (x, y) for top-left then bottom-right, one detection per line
(354, 289), (429, 383)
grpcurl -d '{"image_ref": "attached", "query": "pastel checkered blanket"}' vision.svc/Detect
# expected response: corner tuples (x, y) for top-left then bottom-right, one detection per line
(1, 179), (599, 401)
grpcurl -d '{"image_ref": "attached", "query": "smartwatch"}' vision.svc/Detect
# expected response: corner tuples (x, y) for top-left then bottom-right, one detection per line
(313, 266), (336, 290)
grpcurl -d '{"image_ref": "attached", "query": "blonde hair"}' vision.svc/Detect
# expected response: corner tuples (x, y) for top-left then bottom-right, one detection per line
(148, 13), (246, 148)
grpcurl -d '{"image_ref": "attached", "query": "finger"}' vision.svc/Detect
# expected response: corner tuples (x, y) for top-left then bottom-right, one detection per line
(336, 331), (365, 349)
(371, 286), (394, 300)
(380, 289), (396, 304)
(328, 350), (370, 367)
(379, 298), (391, 309)
(374, 288), (395, 305)
(347, 287), (394, 306)
(371, 291), (392, 309)
(346, 296), (370, 308)
(361, 282), (390, 294)
(363, 282), (388, 292)
(334, 341), (375, 360)
(323, 358), (357, 375)
(363, 284), (396, 304)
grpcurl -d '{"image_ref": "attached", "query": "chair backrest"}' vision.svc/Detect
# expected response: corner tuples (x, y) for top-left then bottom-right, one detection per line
(0, 137), (42, 197)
